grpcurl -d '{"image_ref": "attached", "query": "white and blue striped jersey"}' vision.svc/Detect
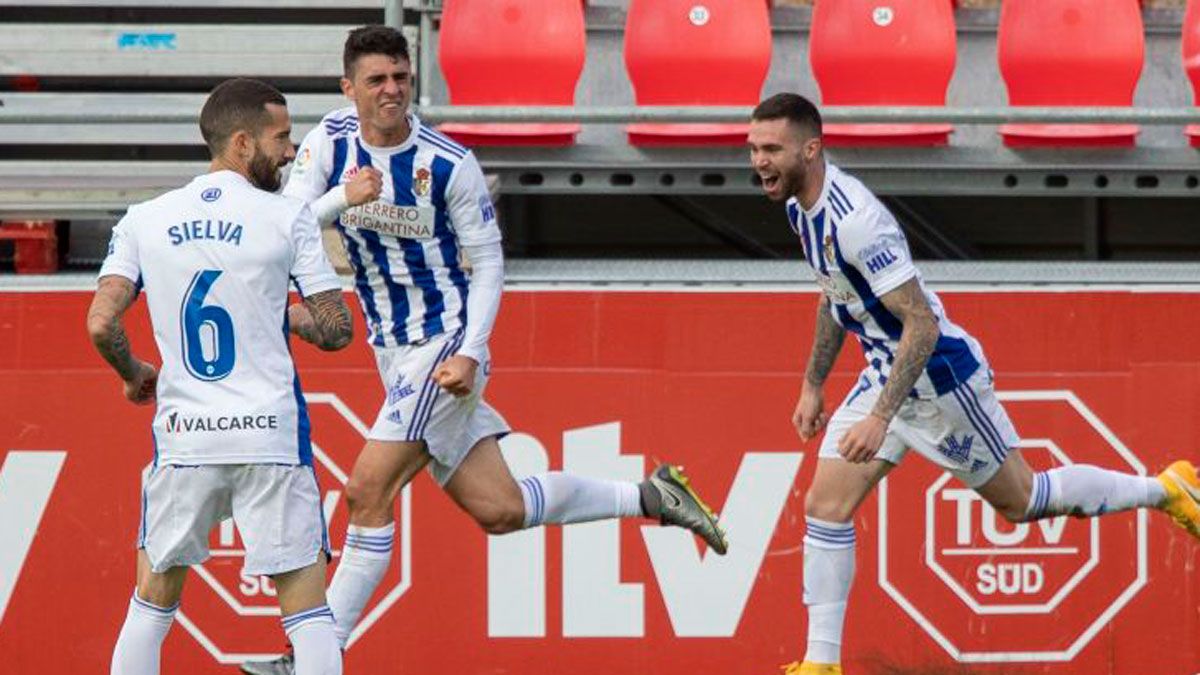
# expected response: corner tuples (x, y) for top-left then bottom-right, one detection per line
(786, 163), (984, 398)
(284, 108), (501, 348)
(99, 170), (342, 466)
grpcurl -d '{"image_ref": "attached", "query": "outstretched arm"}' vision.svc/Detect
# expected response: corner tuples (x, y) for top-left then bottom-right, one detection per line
(288, 289), (353, 351)
(86, 275), (157, 404)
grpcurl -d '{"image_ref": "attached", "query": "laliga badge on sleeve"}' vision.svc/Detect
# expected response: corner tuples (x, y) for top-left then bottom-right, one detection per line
(293, 147), (312, 175)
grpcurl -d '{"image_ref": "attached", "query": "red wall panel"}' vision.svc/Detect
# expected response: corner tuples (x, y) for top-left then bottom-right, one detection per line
(0, 288), (1196, 674)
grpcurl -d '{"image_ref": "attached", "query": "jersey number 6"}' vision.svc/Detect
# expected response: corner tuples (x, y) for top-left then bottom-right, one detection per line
(181, 269), (236, 381)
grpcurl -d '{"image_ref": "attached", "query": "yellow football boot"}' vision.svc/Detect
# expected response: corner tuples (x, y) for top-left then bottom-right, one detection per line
(1158, 460), (1200, 540)
(780, 662), (842, 675)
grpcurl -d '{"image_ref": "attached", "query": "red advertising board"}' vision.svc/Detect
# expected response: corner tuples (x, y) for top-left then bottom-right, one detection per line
(0, 287), (1197, 674)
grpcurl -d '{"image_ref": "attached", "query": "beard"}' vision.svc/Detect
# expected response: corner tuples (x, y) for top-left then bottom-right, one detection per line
(772, 169), (804, 202)
(247, 147), (282, 192)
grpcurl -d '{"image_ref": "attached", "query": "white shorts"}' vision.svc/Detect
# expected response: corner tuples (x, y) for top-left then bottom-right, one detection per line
(819, 366), (1020, 488)
(369, 329), (510, 486)
(138, 464), (330, 575)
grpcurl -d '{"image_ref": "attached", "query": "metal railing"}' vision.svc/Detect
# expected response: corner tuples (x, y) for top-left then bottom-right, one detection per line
(418, 106), (1200, 125)
(2, 103), (1198, 126)
(6, 261), (1200, 290)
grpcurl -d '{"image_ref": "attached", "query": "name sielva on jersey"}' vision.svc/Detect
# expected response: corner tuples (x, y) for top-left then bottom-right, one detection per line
(168, 219), (244, 246)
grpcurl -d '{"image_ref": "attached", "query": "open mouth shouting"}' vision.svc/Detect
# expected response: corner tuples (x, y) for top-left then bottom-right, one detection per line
(759, 171), (783, 198)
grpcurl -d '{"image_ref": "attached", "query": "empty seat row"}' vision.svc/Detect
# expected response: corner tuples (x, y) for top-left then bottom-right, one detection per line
(437, 0), (1200, 148)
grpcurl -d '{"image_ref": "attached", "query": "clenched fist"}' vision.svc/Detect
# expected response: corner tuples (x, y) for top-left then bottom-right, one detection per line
(793, 385), (827, 442)
(432, 355), (478, 398)
(124, 360), (158, 405)
(346, 167), (384, 206)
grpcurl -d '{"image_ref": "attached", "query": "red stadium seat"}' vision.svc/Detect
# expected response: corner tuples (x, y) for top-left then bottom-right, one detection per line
(997, 0), (1144, 147)
(810, 0), (956, 146)
(624, 0), (771, 146)
(0, 221), (58, 274)
(437, 0), (585, 146)
(1184, 0), (1200, 146)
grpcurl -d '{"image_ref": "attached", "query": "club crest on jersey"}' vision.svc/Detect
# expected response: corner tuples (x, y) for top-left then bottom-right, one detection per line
(823, 234), (836, 266)
(413, 167), (431, 197)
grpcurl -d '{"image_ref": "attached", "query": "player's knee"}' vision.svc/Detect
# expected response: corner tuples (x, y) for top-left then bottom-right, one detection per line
(135, 585), (180, 609)
(344, 474), (390, 522)
(804, 486), (858, 523)
(992, 498), (1030, 524)
(474, 501), (524, 535)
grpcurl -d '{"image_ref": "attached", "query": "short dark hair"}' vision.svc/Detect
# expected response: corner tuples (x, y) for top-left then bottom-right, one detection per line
(751, 93), (822, 138)
(199, 78), (286, 156)
(343, 25), (410, 77)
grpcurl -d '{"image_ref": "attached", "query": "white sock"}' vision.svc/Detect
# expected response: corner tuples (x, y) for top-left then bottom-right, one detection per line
(110, 591), (178, 675)
(802, 517), (855, 666)
(1026, 465), (1167, 520)
(282, 605), (341, 675)
(327, 523), (393, 648)
(518, 472), (643, 528)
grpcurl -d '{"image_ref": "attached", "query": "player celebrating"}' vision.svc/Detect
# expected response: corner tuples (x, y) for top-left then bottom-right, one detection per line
(89, 78), (353, 675)
(240, 25), (727, 673)
(747, 93), (1200, 675)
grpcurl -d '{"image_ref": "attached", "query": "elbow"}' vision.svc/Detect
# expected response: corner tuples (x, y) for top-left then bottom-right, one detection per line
(916, 314), (940, 349)
(319, 327), (354, 352)
(899, 309), (939, 350)
(86, 313), (111, 347)
(322, 337), (352, 352)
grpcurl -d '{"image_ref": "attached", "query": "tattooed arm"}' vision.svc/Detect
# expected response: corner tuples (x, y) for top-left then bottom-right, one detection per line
(86, 275), (157, 404)
(805, 296), (848, 388)
(86, 275), (138, 379)
(288, 288), (353, 351)
(793, 296), (847, 441)
(837, 277), (938, 462)
(872, 278), (938, 421)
